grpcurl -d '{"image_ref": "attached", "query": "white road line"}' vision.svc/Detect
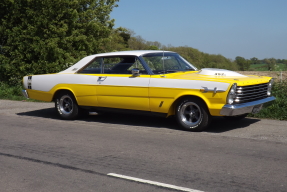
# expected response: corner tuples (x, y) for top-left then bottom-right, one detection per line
(107, 173), (204, 192)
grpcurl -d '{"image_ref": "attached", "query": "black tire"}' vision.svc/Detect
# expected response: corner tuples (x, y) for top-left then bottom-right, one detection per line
(55, 91), (79, 120)
(175, 97), (211, 132)
(223, 114), (248, 121)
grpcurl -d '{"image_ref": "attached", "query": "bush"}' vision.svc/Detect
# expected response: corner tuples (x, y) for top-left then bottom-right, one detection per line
(249, 81), (287, 120)
(0, 82), (24, 100)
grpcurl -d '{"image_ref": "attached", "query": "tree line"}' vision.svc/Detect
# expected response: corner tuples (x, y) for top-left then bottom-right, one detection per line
(235, 56), (287, 71)
(0, 0), (286, 86)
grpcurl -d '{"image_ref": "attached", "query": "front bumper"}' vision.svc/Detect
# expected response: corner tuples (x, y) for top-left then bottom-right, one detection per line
(22, 90), (29, 99)
(220, 96), (275, 116)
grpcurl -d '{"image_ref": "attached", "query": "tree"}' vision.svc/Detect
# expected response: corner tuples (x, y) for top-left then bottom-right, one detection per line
(264, 58), (276, 71)
(0, 0), (118, 85)
(128, 35), (149, 50)
(102, 27), (131, 52)
(235, 56), (250, 71)
(250, 57), (259, 64)
(146, 41), (162, 50)
(148, 45), (159, 50)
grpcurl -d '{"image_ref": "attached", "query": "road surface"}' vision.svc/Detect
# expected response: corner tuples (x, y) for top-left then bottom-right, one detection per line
(0, 100), (286, 192)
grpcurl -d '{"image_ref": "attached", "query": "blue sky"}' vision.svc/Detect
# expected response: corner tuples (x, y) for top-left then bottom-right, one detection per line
(110, 0), (287, 60)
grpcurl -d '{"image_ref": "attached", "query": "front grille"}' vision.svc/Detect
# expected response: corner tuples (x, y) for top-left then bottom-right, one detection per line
(234, 83), (268, 104)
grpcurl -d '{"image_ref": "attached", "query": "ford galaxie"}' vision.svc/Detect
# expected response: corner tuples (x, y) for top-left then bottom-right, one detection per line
(22, 50), (275, 131)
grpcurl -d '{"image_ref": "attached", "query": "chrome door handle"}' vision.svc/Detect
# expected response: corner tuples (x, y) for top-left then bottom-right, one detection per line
(98, 76), (107, 80)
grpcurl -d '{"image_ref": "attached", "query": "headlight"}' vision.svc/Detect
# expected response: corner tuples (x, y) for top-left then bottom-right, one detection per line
(267, 78), (274, 96)
(227, 83), (237, 104)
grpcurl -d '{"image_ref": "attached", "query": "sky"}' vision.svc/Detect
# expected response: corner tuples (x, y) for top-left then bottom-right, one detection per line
(110, 0), (287, 60)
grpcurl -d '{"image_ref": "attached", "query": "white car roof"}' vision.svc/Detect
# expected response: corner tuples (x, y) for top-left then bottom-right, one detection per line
(93, 50), (174, 57)
(59, 50), (175, 74)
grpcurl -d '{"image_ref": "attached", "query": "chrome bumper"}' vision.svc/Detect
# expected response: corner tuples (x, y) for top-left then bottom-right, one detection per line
(220, 96), (275, 116)
(22, 90), (29, 99)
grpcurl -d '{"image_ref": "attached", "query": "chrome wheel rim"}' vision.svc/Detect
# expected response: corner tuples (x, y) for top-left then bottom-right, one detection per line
(59, 95), (73, 115)
(179, 102), (202, 127)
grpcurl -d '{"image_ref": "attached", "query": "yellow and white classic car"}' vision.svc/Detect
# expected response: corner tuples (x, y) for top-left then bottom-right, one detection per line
(22, 50), (275, 131)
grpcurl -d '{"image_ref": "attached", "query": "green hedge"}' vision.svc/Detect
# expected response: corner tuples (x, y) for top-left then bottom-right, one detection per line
(0, 82), (23, 100)
(249, 81), (287, 120)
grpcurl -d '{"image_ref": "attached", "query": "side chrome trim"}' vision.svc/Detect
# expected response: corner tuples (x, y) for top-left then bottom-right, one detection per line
(22, 90), (29, 99)
(201, 86), (225, 93)
(220, 96), (275, 116)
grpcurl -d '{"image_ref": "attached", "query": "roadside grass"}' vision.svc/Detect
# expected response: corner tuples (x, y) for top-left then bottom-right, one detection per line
(1, 81), (286, 121)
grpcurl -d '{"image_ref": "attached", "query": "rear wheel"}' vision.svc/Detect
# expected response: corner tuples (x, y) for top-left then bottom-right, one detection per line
(175, 97), (211, 132)
(55, 91), (79, 120)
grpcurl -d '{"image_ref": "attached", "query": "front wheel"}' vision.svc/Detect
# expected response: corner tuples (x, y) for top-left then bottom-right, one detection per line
(55, 91), (79, 120)
(175, 98), (211, 132)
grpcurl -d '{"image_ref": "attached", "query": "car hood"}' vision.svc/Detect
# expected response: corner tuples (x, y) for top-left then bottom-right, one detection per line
(163, 68), (271, 86)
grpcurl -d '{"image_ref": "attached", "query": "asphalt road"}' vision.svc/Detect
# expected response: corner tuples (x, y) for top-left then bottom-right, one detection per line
(0, 100), (287, 192)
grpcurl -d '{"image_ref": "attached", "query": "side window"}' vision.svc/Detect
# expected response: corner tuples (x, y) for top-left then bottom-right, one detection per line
(78, 58), (102, 74)
(102, 57), (122, 73)
(78, 56), (148, 75)
(102, 56), (147, 74)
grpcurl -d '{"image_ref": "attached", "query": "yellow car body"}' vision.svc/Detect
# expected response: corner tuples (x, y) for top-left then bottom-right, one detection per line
(22, 50), (275, 131)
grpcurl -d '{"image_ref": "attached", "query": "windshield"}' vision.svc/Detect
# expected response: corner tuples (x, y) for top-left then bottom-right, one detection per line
(141, 52), (197, 74)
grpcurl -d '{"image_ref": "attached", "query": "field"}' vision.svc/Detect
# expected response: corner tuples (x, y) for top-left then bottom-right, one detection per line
(237, 71), (287, 82)
(249, 63), (287, 71)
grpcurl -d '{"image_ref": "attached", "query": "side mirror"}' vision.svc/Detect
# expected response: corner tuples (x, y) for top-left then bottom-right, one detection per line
(131, 68), (140, 76)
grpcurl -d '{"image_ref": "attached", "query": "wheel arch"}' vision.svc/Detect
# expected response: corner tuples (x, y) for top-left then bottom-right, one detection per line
(52, 89), (78, 103)
(167, 95), (210, 117)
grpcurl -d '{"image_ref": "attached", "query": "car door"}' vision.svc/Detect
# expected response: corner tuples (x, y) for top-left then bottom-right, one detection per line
(96, 56), (151, 111)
